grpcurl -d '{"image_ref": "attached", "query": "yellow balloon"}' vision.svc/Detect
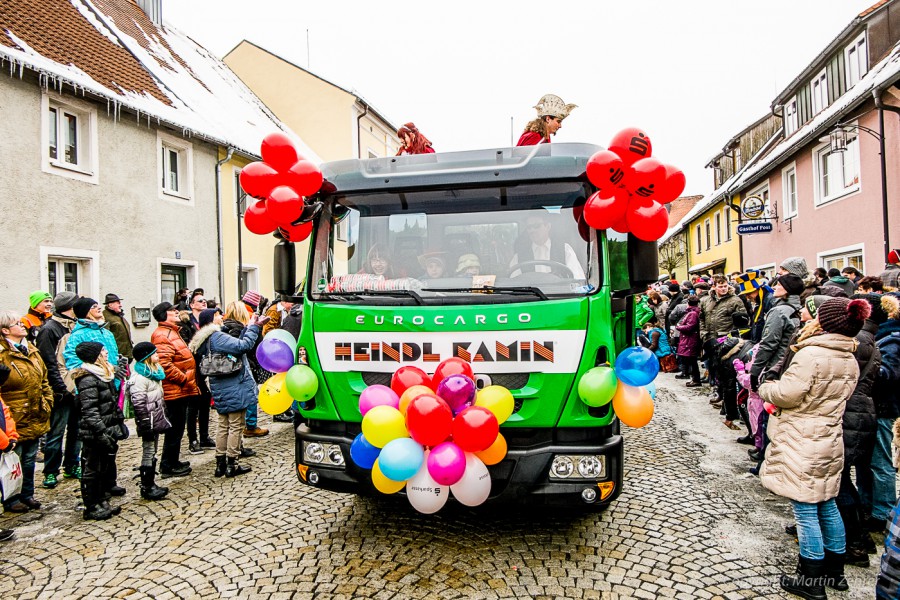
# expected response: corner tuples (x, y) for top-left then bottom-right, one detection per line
(259, 372), (293, 415)
(475, 433), (507, 466)
(399, 385), (433, 416)
(372, 459), (406, 494)
(361, 405), (408, 448)
(612, 381), (654, 428)
(475, 385), (515, 424)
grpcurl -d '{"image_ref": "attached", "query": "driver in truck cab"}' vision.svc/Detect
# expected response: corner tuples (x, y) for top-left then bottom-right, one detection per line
(509, 213), (586, 279)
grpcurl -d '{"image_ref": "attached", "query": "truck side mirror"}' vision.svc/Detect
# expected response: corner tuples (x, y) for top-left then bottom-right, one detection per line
(627, 236), (659, 290)
(274, 239), (296, 296)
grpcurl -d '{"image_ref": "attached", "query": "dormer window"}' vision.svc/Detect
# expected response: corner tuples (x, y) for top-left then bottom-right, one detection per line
(811, 69), (828, 115)
(845, 33), (867, 87)
(784, 97), (798, 135)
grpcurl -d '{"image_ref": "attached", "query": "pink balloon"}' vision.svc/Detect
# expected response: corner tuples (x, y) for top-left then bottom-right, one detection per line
(436, 374), (476, 415)
(426, 442), (467, 486)
(359, 384), (400, 416)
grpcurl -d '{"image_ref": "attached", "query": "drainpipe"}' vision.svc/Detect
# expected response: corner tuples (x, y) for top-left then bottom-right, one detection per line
(356, 101), (369, 159)
(215, 147), (235, 305)
(873, 85), (900, 261)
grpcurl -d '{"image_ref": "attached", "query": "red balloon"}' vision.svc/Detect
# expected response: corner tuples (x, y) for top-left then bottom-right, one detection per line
(284, 160), (324, 197)
(656, 164), (686, 204)
(452, 406), (499, 452)
(431, 357), (474, 389)
(627, 157), (667, 200)
(243, 200), (277, 235)
(608, 128), (653, 166)
(585, 150), (626, 193)
(266, 185), (303, 227)
(278, 221), (313, 243)
(239, 161), (280, 200)
(610, 213), (631, 234)
(583, 190), (629, 230)
(391, 366), (433, 397)
(406, 394), (453, 447)
(626, 198), (669, 242)
(260, 132), (299, 172)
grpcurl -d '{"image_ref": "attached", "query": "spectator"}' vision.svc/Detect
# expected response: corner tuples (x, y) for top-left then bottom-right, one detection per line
(150, 302), (198, 478)
(63, 298), (119, 373)
(646, 291), (669, 327)
(173, 288), (191, 311)
(814, 267), (829, 286)
(36, 292), (81, 488)
(667, 283), (689, 377)
(22, 291), (53, 344)
(0, 368), (18, 541)
(824, 267), (857, 297)
(0, 310), (53, 513)
(749, 274), (803, 392)
(72, 342), (127, 520)
(759, 297), (870, 597)
(842, 266), (864, 288)
(675, 296), (703, 386)
(418, 252), (447, 280)
(640, 317), (673, 359)
(778, 256), (809, 279)
(700, 275), (745, 421)
(262, 296), (294, 338)
(858, 276), (885, 294)
(516, 93), (576, 146)
(174, 308), (214, 454)
(188, 292), (208, 329)
(222, 302), (269, 439)
(125, 342), (169, 501)
(189, 308), (269, 478)
(101, 294), (133, 362)
(734, 271), (774, 344)
(880, 249), (900, 291)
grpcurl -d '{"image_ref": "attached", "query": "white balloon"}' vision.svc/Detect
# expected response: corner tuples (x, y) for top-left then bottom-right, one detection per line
(406, 453), (449, 514)
(450, 453), (491, 507)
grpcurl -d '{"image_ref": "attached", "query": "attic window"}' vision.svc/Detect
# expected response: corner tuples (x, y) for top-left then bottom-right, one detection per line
(158, 131), (194, 203)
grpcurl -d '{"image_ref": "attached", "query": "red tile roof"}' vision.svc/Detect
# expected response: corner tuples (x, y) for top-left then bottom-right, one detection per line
(667, 195), (702, 228)
(859, 0), (889, 18)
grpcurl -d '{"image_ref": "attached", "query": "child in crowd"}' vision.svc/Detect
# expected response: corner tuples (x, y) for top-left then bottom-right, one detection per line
(126, 342), (170, 501)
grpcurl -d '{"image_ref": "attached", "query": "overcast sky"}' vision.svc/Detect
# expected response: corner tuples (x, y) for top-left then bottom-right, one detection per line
(165, 1), (877, 196)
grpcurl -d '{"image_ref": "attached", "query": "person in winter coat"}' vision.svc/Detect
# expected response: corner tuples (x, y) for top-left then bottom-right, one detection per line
(675, 296), (702, 385)
(758, 297), (870, 598)
(188, 308), (269, 478)
(71, 342), (127, 521)
(749, 274), (803, 392)
(647, 291), (669, 328)
(876, 413), (900, 599)
(125, 342), (170, 501)
(36, 292), (81, 487)
(0, 311), (53, 513)
(150, 302), (199, 478)
(879, 249), (900, 291)
(0, 370), (18, 542)
(22, 291), (53, 344)
(222, 302), (269, 439)
(63, 297), (119, 373)
(734, 345), (765, 452)
(101, 294), (133, 362)
(824, 267), (857, 297)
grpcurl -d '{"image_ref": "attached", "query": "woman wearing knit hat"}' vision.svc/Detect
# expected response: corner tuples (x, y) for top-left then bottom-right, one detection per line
(125, 342), (170, 501)
(759, 297), (871, 596)
(22, 291), (53, 343)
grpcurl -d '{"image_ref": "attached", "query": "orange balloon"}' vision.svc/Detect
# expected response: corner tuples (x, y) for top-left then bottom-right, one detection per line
(399, 385), (435, 416)
(474, 433), (507, 466)
(611, 381), (654, 428)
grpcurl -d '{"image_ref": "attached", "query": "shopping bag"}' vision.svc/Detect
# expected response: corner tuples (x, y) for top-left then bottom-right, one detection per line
(0, 451), (24, 501)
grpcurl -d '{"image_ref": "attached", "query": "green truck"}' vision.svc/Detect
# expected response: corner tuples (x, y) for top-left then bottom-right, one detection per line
(278, 143), (659, 508)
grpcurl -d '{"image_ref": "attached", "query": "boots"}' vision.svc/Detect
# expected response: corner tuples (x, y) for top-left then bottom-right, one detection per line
(83, 503), (113, 520)
(152, 460), (169, 495)
(139, 465), (169, 500)
(780, 555), (826, 600)
(100, 500), (121, 516)
(214, 455), (227, 478)
(822, 550), (849, 591)
(226, 457), (251, 478)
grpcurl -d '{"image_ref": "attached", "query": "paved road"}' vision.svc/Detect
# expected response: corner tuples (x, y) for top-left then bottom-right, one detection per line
(0, 375), (885, 599)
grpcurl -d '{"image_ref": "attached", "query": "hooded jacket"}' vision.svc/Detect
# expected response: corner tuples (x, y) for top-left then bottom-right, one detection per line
(63, 319), (119, 372)
(72, 363), (124, 445)
(758, 333), (860, 503)
(0, 338), (53, 441)
(188, 323), (261, 414)
(126, 365), (170, 436)
(700, 288), (745, 341)
(751, 295), (801, 380)
(675, 306), (702, 358)
(823, 275), (856, 297)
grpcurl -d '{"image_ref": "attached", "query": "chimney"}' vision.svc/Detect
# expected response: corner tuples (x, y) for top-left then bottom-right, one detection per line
(135, 0), (162, 26)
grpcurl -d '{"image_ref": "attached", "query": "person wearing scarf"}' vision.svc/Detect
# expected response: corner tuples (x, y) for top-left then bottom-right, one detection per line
(126, 342), (170, 501)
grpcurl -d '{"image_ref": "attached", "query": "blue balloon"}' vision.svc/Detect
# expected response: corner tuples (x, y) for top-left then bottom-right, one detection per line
(645, 381), (657, 400)
(350, 433), (380, 470)
(614, 346), (660, 387)
(378, 438), (424, 482)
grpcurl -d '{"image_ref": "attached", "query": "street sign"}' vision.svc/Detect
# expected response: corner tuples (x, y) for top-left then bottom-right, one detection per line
(740, 195), (767, 219)
(737, 222), (773, 235)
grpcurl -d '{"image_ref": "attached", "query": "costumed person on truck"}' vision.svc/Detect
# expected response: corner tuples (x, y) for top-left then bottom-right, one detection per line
(516, 94), (576, 146)
(396, 123), (434, 155)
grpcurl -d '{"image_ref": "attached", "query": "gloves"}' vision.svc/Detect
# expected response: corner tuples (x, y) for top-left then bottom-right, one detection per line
(750, 373), (760, 393)
(100, 434), (118, 453)
(3, 439), (16, 453)
(0, 363), (10, 387)
(114, 356), (130, 381)
(732, 359), (745, 373)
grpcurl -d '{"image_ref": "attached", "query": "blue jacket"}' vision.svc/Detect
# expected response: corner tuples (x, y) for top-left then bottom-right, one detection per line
(188, 323), (260, 414)
(874, 321), (900, 419)
(64, 319), (119, 371)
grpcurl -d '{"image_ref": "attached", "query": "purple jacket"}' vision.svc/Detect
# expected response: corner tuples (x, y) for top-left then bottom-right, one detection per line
(676, 306), (702, 358)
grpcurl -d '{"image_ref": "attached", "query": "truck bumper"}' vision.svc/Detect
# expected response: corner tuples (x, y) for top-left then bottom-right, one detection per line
(295, 422), (623, 508)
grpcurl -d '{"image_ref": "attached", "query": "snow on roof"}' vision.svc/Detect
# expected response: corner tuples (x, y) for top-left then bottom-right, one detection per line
(0, 0), (320, 163)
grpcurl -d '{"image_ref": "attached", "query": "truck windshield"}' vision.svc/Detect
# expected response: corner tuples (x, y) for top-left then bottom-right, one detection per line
(310, 182), (601, 304)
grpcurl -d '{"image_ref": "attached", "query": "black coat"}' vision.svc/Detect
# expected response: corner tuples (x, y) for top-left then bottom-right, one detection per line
(73, 368), (125, 446)
(874, 320), (900, 419)
(844, 321), (880, 464)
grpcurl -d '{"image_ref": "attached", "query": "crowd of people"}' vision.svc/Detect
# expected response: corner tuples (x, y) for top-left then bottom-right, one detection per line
(0, 287), (299, 538)
(639, 249), (900, 598)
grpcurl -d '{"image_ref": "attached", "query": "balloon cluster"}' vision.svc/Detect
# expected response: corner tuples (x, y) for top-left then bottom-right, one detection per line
(577, 346), (660, 428)
(349, 358), (514, 514)
(256, 328), (318, 415)
(239, 132), (324, 243)
(582, 128), (686, 242)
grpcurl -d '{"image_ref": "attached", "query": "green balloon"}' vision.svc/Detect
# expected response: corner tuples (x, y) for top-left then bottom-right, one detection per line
(286, 364), (319, 401)
(578, 366), (618, 407)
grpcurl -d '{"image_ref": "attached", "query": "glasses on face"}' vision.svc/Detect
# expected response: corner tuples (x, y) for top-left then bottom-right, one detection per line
(193, 298), (207, 304)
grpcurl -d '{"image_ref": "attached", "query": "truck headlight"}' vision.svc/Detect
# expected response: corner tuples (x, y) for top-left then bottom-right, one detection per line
(577, 455), (603, 478)
(550, 455), (574, 478)
(548, 454), (606, 480)
(303, 442), (346, 468)
(304, 442), (325, 464)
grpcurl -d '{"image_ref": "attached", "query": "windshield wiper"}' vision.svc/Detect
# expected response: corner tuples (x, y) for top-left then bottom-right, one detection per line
(323, 289), (425, 305)
(421, 286), (548, 300)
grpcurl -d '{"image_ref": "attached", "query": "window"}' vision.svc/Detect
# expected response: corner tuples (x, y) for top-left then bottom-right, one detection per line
(42, 94), (98, 183)
(814, 135), (859, 205)
(723, 205), (732, 241)
(819, 245), (864, 272)
(48, 259), (80, 296)
(845, 33), (868, 87)
(811, 69), (828, 114)
(704, 219), (711, 250)
(41, 247), (99, 300)
(157, 132), (193, 202)
(237, 266), (259, 298)
(695, 224), (702, 254)
(782, 165), (798, 219)
(158, 258), (198, 304)
(744, 184), (771, 221)
(714, 212), (722, 246)
(784, 98), (799, 136)
(368, 149), (379, 159)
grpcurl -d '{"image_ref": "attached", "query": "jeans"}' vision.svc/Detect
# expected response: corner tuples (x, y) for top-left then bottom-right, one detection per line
(8, 438), (40, 502)
(216, 411), (245, 459)
(161, 397), (190, 470)
(187, 393), (211, 442)
(43, 395), (82, 476)
(245, 397), (259, 429)
(792, 498), (845, 559)
(858, 417), (897, 521)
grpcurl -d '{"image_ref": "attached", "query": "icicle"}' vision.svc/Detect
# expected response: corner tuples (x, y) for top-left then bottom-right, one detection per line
(18, 61), (23, 79)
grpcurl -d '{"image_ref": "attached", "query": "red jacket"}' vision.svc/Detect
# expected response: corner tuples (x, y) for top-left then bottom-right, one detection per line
(516, 131), (549, 146)
(0, 398), (18, 451)
(151, 322), (200, 401)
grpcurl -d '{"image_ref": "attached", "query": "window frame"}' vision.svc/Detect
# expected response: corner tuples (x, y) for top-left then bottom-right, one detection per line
(704, 218), (711, 251)
(40, 246), (100, 301)
(811, 68), (828, 115)
(812, 134), (860, 207)
(236, 263), (259, 298)
(41, 93), (99, 184)
(157, 131), (194, 204)
(845, 32), (868, 88)
(157, 257), (199, 304)
(695, 224), (702, 254)
(714, 211), (722, 246)
(817, 243), (864, 273)
(782, 163), (798, 220)
(784, 97), (799, 136)
(723, 205), (732, 242)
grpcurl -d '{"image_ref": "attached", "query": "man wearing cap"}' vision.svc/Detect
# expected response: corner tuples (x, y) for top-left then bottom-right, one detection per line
(516, 94), (577, 146)
(879, 249), (900, 290)
(734, 271), (774, 344)
(750, 274), (803, 393)
(36, 292), (82, 487)
(23, 291), (53, 344)
(102, 294), (133, 362)
(63, 298), (119, 374)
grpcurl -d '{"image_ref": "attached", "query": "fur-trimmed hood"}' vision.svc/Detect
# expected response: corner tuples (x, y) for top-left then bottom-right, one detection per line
(188, 323), (221, 354)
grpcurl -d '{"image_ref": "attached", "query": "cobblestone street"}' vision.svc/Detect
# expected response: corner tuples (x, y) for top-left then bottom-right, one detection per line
(0, 374), (885, 599)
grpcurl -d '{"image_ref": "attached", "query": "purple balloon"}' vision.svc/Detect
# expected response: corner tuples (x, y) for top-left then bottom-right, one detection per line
(427, 442), (466, 486)
(256, 338), (295, 373)
(436, 374), (476, 415)
(359, 385), (400, 416)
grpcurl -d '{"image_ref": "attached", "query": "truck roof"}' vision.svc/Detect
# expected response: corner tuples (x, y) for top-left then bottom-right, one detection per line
(319, 142), (603, 195)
